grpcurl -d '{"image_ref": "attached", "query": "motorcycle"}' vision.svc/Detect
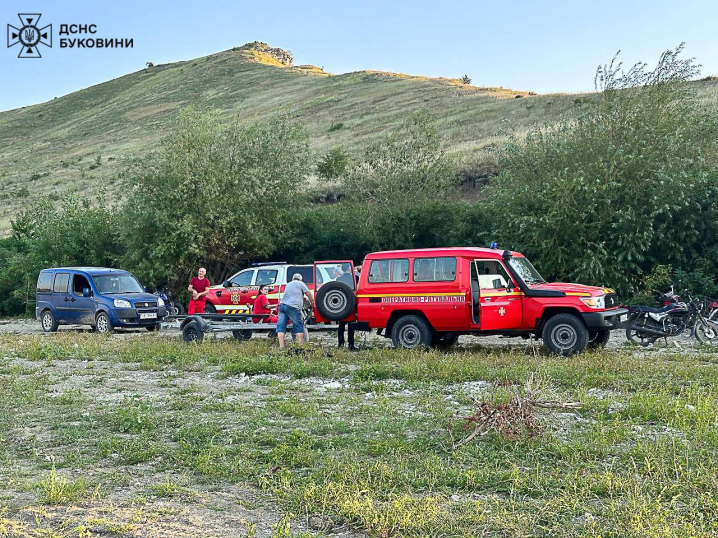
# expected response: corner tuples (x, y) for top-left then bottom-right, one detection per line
(153, 287), (185, 317)
(695, 297), (718, 346)
(626, 286), (718, 347)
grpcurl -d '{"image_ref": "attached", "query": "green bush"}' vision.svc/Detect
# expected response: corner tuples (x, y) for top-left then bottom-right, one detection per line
(489, 45), (718, 294)
(119, 107), (312, 292)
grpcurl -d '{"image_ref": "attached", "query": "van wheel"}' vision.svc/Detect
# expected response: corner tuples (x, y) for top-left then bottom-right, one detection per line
(95, 312), (114, 335)
(391, 315), (433, 349)
(182, 321), (204, 343)
(41, 310), (58, 333)
(543, 314), (588, 355)
(232, 329), (253, 340)
(588, 329), (610, 349)
(315, 282), (356, 321)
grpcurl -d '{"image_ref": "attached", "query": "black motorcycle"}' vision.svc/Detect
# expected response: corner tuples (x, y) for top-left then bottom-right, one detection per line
(626, 286), (717, 347)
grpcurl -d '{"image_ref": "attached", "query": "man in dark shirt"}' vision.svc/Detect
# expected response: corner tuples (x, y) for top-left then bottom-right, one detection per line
(336, 264), (357, 350)
(188, 267), (210, 315)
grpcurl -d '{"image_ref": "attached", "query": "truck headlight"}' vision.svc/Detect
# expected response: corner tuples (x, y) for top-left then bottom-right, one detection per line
(157, 297), (165, 307)
(581, 296), (605, 309)
(114, 299), (132, 308)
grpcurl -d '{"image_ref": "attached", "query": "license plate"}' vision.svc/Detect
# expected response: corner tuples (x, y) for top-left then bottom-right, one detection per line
(619, 314), (628, 323)
(140, 312), (157, 320)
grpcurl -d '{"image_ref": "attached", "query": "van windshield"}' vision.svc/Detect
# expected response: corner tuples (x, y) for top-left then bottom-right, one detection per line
(508, 257), (546, 285)
(94, 274), (144, 294)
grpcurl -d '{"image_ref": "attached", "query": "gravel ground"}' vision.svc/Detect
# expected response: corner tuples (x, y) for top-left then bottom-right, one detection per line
(0, 317), (708, 355)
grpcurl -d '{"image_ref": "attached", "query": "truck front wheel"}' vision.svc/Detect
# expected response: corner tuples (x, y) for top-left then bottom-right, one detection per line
(542, 314), (588, 355)
(391, 315), (433, 349)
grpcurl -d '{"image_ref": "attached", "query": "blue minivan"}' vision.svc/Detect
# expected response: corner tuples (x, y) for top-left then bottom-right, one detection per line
(36, 267), (167, 334)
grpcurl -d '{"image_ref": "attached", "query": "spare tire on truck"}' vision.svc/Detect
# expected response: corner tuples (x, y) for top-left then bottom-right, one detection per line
(315, 282), (356, 321)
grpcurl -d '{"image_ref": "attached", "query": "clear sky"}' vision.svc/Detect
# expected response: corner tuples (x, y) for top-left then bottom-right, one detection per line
(1, 0), (716, 112)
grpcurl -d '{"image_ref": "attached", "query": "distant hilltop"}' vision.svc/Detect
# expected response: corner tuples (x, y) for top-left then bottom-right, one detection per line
(237, 41), (294, 66)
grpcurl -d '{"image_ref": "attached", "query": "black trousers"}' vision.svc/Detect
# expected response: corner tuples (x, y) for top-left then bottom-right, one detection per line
(338, 321), (355, 348)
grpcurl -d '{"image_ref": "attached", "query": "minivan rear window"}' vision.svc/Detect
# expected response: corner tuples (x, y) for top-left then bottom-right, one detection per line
(53, 273), (70, 293)
(37, 272), (53, 293)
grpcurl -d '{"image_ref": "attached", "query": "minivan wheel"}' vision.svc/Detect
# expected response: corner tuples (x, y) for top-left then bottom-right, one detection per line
(391, 315), (433, 349)
(41, 310), (58, 333)
(543, 313), (588, 355)
(95, 312), (114, 334)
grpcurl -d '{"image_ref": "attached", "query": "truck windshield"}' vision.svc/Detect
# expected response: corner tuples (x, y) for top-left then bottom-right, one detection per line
(509, 257), (546, 285)
(94, 274), (144, 294)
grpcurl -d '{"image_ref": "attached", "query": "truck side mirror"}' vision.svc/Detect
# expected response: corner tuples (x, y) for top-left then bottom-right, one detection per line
(82, 288), (92, 297)
(506, 283), (514, 292)
(223, 280), (231, 288)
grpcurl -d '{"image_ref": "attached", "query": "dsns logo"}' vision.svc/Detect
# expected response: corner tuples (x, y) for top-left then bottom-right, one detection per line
(7, 13), (52, 58)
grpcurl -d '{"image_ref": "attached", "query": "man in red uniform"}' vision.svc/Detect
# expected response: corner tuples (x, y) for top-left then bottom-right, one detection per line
(188, 267), (210, 315)
(252, 285), (277, 323)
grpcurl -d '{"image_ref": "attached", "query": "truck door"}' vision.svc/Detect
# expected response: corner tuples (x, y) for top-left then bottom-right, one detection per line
(473, 260), (522, 331)
(216, 269), (255, 313)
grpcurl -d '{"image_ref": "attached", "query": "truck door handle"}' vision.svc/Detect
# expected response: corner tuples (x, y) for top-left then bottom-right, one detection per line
(63, 297), (69, 302)
(70, 297), (76, 302)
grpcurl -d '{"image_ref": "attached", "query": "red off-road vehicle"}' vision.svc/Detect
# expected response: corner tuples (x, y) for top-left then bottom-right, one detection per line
(312, 247), (629, 355)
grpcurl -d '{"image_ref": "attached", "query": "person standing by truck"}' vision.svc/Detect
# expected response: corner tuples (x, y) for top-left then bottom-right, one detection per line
(336, 264), (358, 350)
(277, 273), (312, 350)
(188, 267), (210, 315)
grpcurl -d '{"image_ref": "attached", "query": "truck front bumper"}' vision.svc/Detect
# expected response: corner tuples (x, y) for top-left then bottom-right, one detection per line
(582, 308), (630, 330)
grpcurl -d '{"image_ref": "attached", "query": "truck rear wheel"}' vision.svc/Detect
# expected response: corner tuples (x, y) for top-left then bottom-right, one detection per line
(315, 282), (356, 321)
(391, 315), (433, 349)
(543, 313), (588, 355)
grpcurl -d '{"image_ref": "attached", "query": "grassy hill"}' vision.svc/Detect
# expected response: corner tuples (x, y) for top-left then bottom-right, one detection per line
(1, 41), (716, 234)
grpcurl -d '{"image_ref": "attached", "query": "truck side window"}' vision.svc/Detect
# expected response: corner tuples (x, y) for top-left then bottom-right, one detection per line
(413, 257), (457, 282)
(255, 270), (278, 286)
(231, 270), (254, 287)
(474, 261), (511, 289)
(368, 259), (409, 283)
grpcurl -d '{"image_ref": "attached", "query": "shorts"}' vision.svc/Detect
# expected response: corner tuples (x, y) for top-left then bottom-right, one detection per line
(276, 303), (304, 334)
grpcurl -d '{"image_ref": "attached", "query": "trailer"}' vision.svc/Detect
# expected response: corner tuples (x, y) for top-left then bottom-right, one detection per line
(161, 312), (340, 343)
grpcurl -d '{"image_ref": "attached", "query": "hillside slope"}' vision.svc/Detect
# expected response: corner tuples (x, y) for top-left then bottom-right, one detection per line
(1, 41), (716, 234)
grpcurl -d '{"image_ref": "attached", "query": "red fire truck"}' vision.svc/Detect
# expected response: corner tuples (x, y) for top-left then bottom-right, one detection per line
(312, 247), (629, 355)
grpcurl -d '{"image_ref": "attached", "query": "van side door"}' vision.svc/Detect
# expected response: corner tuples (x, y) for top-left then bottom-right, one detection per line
(67, 272), (96, 325)
(50, 272), (72, 321)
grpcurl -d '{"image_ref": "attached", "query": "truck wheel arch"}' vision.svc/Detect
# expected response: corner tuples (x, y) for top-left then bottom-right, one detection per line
(535, 307), (586, 337)
(386, 310), (434, 337)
